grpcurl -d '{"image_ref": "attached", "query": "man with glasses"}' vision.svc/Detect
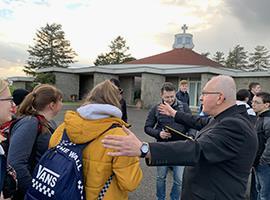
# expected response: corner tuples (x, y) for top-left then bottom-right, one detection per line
(252, 92), (270, 200)
(102, 75), (258, 200)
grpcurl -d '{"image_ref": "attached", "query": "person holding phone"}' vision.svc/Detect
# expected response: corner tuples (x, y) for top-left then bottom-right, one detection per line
(144, 82), (195, 200)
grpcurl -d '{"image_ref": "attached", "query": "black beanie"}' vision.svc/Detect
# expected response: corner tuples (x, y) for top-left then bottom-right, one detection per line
(110, 78), (120, 88)
(12, 88), (30, 106)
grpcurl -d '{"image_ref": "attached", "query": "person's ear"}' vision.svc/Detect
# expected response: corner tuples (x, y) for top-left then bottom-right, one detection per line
(217, 93), (226, 104)
(48, 101), (56, 110)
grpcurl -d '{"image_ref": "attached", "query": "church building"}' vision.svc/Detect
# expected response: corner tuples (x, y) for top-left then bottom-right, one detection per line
(30, 25), (270, 109)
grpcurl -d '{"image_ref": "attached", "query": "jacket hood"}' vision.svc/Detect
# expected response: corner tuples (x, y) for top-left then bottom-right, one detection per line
(77, 104), (122, 119)
(236, 101), (250, 108)
(63, 104), (127, 144)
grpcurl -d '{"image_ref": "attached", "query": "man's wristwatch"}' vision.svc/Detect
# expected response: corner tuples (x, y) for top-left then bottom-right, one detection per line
(140, 142), (149, 158)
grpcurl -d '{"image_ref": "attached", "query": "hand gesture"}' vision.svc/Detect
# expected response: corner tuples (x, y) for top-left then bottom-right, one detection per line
(158, 102), (177, 117)
(102, 126), (143, 157)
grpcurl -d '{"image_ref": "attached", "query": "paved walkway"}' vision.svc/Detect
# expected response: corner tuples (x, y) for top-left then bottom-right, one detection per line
(54, 105), (174, 199)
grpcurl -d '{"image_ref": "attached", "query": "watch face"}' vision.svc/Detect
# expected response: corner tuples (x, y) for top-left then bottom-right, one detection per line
(141, 143), (149, 153)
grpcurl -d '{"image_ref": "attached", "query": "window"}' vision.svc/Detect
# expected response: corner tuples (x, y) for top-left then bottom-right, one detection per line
(177, 37), (182, 45)
(189, 81), (201, 107)
(185, 37), (191, 45)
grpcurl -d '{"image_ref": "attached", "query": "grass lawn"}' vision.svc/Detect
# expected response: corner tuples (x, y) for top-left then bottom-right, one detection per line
(63, 101), (82, 106)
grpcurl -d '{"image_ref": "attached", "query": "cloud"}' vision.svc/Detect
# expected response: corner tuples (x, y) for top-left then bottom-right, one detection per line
(0, 9), (13, 19)
(225, 0), (270, 31)
(149, 0), (270, 59)
(0, 0), (269, 76)
(0, 65), (26, 78)
(152, 0), (225, 51)
(0, 42), (27, 63)
(0, 41), (28, 77)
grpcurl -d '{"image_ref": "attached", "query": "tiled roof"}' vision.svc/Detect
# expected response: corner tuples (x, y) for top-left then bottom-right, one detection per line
(126, 48), (223, 68)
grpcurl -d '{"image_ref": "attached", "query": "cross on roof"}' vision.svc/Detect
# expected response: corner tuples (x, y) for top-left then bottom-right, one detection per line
(182, 24), (188, 33)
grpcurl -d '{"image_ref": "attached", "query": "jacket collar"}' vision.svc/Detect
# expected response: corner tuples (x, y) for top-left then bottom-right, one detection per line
(214, 104), (246, 121)
(258, 109), (270, 117)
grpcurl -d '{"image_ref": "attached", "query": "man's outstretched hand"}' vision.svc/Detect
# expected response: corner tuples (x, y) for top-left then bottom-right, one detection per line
(102, 126), (143, 157)
(158, 102), (177, 117)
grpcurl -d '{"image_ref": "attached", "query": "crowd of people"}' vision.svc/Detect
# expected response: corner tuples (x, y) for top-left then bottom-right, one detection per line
(0, 79), (141, 200)
(0, 76), (269, 200)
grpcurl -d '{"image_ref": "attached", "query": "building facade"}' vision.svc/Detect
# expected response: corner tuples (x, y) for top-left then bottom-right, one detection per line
(14, 25), (270, 109)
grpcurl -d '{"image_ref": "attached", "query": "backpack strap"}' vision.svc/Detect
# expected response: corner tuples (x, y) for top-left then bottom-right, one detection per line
(35, 115), (45, 134)
(61, 129), (71, 142)
(98, 174), (114, 200)
(96, 123), (122, 200)
(60, 123), (122, 150)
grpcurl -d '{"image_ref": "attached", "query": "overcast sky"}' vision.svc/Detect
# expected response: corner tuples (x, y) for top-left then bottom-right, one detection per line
(0, 0), (270, 78)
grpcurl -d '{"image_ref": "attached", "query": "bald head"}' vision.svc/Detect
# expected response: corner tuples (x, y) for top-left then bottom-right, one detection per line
(209, 75), (236, 103)
(201, 75), (236, 116)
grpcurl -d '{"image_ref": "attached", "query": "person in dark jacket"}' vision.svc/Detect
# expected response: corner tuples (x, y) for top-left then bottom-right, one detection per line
(236, 89), (256, 123)
(0, 145), (5, 191)
(144, 82), (195, 200)
(110, 78), (128, 122)
(102, 75), (258, 200)
(176, 80), (190, 106)
(7, 84), (63, 199)
(247, 82), (262, 107)
(252, 92), (270, 200)
(236, 89), (257, 199)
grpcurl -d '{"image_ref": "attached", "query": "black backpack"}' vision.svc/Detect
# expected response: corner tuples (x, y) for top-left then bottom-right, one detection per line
(25, 123), (121, 200)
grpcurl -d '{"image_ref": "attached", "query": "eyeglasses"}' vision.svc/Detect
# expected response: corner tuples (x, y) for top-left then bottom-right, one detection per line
(0, 96), (13, 102)
(201, 91), (221, 96)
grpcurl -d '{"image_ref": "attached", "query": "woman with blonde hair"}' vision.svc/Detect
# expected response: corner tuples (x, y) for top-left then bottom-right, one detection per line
(50, 80), (142, 200)
(0, 78), (13, 192)
(7, 84), (63, 199)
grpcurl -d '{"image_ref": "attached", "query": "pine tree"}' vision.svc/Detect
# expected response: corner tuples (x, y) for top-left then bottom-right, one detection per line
(94, 36), (135, 66)
(212, 51), (225, 65)
(225, 45), (248, 69)
(248, 45), (270, 71)
(24, 23), (77, 75)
